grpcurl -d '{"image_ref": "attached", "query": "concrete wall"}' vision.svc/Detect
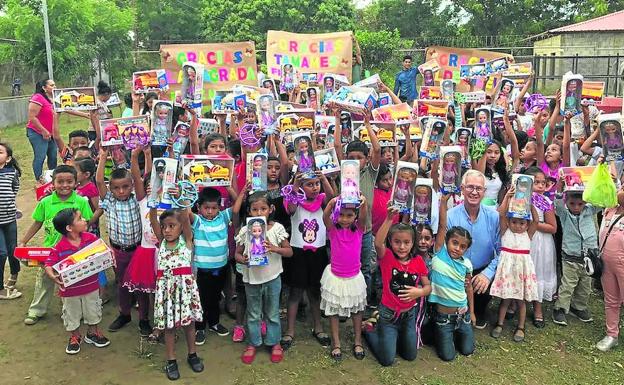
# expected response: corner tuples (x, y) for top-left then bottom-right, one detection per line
(0, 97), (30, 129)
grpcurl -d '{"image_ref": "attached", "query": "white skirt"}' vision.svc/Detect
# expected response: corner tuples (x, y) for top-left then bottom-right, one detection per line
(320, 265), (367, 317)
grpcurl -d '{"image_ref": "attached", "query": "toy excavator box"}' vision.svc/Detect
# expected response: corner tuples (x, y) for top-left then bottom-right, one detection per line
(181, 154), (234, 187)
(53, 87), (97, 112)
(133, 69), (168, 94)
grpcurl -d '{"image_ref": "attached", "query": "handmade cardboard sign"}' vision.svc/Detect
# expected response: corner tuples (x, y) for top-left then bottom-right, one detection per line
(148, 157), (178, 208)
(181, 154), (234, 187)
(412, 178), (434, 225)
(266, 30), (353, 82)
(439, 146), (462, 194)
(53, 87), (97, 112)
(160, 42), (258, 99)
(391, 161), (419, 212)
(509, 174), (533, 219)
(133, 70), (168, 93)
(100, 116), (150, 148)
(247, 217), (269, 266)
(151, 100), (173, 146)
(560, 72), (584, 115)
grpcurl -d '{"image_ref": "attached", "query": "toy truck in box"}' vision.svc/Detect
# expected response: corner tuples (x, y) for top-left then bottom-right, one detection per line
(181, 155), (234, 187)
(52, 239), (115, 287)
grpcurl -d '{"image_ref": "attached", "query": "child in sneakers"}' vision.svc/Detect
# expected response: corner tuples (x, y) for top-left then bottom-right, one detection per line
(44, 208), (110, 354)
(552, 191), (599, 326)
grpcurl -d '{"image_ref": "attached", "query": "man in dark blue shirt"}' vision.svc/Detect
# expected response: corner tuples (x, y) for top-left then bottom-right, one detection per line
(393, 55), (418, 106)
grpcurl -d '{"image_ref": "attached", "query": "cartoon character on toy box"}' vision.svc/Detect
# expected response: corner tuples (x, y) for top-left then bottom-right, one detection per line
(262, 78), (279, 99)
(306, 87), (321, 111)
(198, 118), (219, 137)
(314, 148), (340, 175)
(339, 111), (353, 144)
(492, 78), (515, 112)
(509, 174), (533, 219)
(100, 116), (150, 148)
(247, 153), (268, 193)
(233, 94), (247, 111)
(598, 114), (624, 160)
(412, 178), (433, 225)
(151, 101), (173, 146)
(181, 155), (234, 187)
(329, 86), (378, 114)
(148, 157), (178, 209)
(413, 99), (449, 118)
(378, 93), (391, 106)
(106, 92), (121, 107)
(559, 166), (595, 192)
(340, 160), (360, 206)
(133, 69), (168, 94)
(247, 217), (268, 266)
(419, 118), (446, 159)
(171, 121), (190, 159)
(560, 73), (583, 115)
(455, 127), (472, 166)
(439, 146), (462, 194)
(280, 64), (298, 94)
(177, 62), (204, 111)
(391, 161), (418, 211)
(53, 87), (97, 113)
(52, 239), (115, 287)
(460, 63), (487, 79)
(441, 80), (455, 102)
(293, 132), (315, 174)
(474, 107), (492, 141)
(418, 59), (440, 86)
(258, 94), (277, 131)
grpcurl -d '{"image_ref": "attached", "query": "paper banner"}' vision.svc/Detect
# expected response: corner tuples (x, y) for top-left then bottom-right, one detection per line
(160, 42), (258, 97)
(266, 30), (353, 82)
(425, 46), (514, 91)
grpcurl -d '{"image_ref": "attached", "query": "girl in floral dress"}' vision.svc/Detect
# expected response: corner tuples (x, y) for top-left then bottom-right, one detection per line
(149, 208), (203, 381)
(489, 187), (539, 343)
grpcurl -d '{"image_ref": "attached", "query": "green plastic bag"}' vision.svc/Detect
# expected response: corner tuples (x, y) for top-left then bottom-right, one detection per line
(583, 163), (617, 208)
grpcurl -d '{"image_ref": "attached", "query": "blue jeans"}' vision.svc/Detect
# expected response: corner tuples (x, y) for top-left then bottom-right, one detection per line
(364, 304), (417, 366)
(360, 231), (373, 299)
(27, 128), (57, 181)
(245, 276), (281, 347)
(434, 311), (475, 361)
(0, 221), (19, 290)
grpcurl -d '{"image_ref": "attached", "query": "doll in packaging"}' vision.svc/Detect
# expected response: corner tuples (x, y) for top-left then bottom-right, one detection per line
(475, 107), (492, 141)
(151, 101), (173, 146)
(412, 180), (433, 225)
(247, 217), (268, 266)
(340, 160), (360, 205)
(439, 146), (462, 194)
(509, 174), (533, 219)
(293, 133), (315, 173)
(391, 162), (418, 211)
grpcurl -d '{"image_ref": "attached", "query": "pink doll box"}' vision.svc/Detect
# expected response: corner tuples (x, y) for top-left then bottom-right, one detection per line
(247, 153), (268, 193)
(247, 217), (268, 266)
(292, 132), (316, 174)
(412, 178), (434, 225)
(391, 161), (419, 212)
(439, 146), (462, 194)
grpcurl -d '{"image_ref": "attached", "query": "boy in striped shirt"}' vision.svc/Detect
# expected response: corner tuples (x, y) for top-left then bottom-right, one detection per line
(187, 187), (245, 345)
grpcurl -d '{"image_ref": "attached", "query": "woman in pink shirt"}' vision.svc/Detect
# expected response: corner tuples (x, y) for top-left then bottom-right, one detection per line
(26, 79), (57, 181)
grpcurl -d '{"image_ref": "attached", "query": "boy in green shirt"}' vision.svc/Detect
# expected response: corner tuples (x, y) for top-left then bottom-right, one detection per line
(20, 165), (94, 325)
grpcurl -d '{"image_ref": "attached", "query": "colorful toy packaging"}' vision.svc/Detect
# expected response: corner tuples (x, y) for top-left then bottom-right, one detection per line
(171, 121), (190, 158)
(277, 109), (315, 143)
(52, 87), (97, 112)
(455, 127), (473, 166)
(559, 166), (596, 191)
(474, 106), (493, 141)
(581, 81), (605, 104)
(198, 118), (219, 137)
(391, 161), (419, 212)
(258, 94), (277, 132)
(247, 153), (268, 192)
(106, 92), (121, 107)
(151, 100), (173, 146)
(100, 116), (151, 148)
(439, 146), (462, 194)
(492, 78), (515, 112)
(485, 57), (511, 75)
(418, 59), (440, 86)
(339, 111), (353, 145)
(598, 114), (624, 160)
(247, 217), (268, 266)
(412, 178), (433, 225)
(413, 99), (449, 118)
(419, 118), (447, 159)
(314, 148), (340, 175)
(440, 80), (455, 102)
(148, 157), (178, 209)
(177, 61), (204, 111)
(292, 132), (316, 174)
(329, 86), (378, 114)
(340, 160), (360, 206)
(180, 155), (234, 187)
(52, 239), (114, 287)
(133, 69), (168, 93)
(560, 72), (584, 115)
(306, 87), (321, 111)
(508, 174), (533, 219)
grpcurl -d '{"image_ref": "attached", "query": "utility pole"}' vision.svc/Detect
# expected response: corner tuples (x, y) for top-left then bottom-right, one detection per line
(41, 0), (54, 79)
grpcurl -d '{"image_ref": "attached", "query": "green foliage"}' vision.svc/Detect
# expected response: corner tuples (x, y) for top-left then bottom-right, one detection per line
(201, 0), (356, 48)
(134, 0), (205, 49)
(354, 29), (414, 86)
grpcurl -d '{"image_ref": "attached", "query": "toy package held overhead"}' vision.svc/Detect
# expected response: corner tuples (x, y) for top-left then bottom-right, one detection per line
(53, 87), (97, 112)
(455, 127), (472, 166)
(419, 118), (447, 159)
(439, 146), (462, 194)
(247, 217), (269, 266)
(485, 57), (511, 75)
(315, 115), (336, 138)
(419, 86), (442, 100)
(372, 103), (412, 123)
(52, 239), (114, 287)
(391, 161), (419, 212)
(418, 59), (440, 86)
(353, 73), (381, 90)
(492, 78), (515, 112)
(148, 157), (178, 208)
(177, 61), (204, 111)
(261, 78), (279, 99)
(280, 64), (299, 94)
(474, 106), (492, 141)
(560, 72), (584, 116)
(257, 94), (277, 132)
(372, 122), (397, 147)
(460, 63), (487, 79)
(503, 62), (532, 87)
(302, 72), (319, 84)
(440, 80), (455, 102)
(322, 75), (336, 104)
(133, 69), (168, 94)
(171, 121), (190, 159)
(106, 92), (121, 107)
(247, 153), (268, 192)
(340, 160), (360, 206)
(100, 116), (151, 148)
(212, 90), (237, 114)
(352, 122), (369, 144)
(181, 155), (234, 187)
(198, 118), (219, 137)
(598, 114), (624, 160)
(277, 109), (315, 142)
(582, 81), (605, 104)
(329, 86), (378, 114)
(413, 99), (449, 118)
(509, 174), (533, 219)
(339, 111), (353, 144)
(559, 166), (595, 191)
(151, 100), (173, 146)
(306, 87), (321, 112)
(412, 178), (434, 225)
(314, 148), (340, 175)
(455, 91), (486, 104)
(378, 93), (391, 106)
(293, 132), (316, 174)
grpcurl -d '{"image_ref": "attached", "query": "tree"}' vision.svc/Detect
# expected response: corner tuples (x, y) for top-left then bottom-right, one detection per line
(133, 0), (206, 49)
(201, 0), (356, 47)
(355, 29), (413, 85)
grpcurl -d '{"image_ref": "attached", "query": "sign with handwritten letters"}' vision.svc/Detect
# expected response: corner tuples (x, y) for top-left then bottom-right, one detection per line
(266, 30), (353, 82)
(160, 42), (258, 95)
(425, 46), (514, 91)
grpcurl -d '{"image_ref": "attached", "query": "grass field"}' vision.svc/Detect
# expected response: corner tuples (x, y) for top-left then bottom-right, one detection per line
(0, 115), (623, 385)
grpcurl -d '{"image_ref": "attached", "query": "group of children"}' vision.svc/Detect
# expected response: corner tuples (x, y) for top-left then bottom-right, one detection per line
(1, 69), (621, 381)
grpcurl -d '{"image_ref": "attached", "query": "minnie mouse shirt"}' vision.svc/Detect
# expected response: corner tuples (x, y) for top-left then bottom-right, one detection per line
(380, 248), (428, 313)
(288, 193), (326, 250)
